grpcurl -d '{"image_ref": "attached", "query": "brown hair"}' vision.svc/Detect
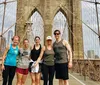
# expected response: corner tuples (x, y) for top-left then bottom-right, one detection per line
(12, 35), (20, 41)
(54, 30), (61, 35)
(34, 36), (40, 40)
(23, 39), (29, 43)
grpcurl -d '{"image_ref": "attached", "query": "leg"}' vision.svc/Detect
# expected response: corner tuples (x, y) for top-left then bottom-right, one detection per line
(48, 66), (55, 85)
(43, 64), (48, 85)
(64, 80), (69, 85)
(59, 79), (64, 85)
(57, 63), (69, 85)
(21, 75), (28, 85)
(40, 63), (44, 80)
(16, 72), (23, 85)
(30, 73), (35, 85)
(8, 66), (16, 85)
(35, 73), (41, 85)
(2, 65), (9, 85)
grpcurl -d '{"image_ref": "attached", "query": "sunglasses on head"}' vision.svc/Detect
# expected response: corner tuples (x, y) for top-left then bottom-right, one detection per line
(54, 32), (60, 35)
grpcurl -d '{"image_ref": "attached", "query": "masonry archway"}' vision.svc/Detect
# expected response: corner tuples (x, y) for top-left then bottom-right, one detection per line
(29, 9), (44, 45)
(52, 9), (69, 42)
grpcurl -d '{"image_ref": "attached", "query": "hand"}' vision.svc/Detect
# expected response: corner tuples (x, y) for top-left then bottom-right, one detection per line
(1, 64), (5, 71)
(34, 62), (38, 67)
(68, 61), (72, 69)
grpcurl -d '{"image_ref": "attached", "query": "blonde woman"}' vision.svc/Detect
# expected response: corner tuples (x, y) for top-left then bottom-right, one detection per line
(34, 36), (55, 85)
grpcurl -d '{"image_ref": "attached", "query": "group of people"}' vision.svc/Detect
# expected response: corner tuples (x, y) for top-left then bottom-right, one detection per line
(1, 29), (72, 85)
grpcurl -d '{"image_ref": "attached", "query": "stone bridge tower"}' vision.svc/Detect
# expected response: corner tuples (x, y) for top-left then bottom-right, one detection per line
(16, 0), (83, 59)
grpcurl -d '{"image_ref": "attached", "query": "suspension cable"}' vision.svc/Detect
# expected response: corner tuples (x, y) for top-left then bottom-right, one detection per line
(0, 3), (40, 37)
(81, 0), (100, 4)
(62, 5), (99, 36)
(0, 0), (17, 5)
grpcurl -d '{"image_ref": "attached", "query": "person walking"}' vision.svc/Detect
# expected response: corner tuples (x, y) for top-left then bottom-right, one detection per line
(34, 36), (55, 85)
(53, 30), (72, 85)
(16, 39), (30, 85)
(1, 36), (20, 85)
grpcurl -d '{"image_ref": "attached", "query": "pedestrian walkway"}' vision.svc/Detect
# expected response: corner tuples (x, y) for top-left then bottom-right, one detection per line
(0, 72), (100, 85)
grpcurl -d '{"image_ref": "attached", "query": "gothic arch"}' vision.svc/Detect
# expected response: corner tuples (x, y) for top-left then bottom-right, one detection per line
(52, 8), (69, 41)
(28, 8), (44, 21)
(30, 10), (44, 45)
(52, 7), (68, 23)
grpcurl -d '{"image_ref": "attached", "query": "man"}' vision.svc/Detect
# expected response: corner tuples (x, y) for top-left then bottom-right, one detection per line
(53, 30), (72, 85)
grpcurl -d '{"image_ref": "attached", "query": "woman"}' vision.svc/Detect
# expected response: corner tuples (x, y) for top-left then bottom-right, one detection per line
(53, 30), (72, 85)
(1, 36), (20, 85)
(35, 36), (55, 85)
(29, 36), (42, 85)
(16, 39), (30, 85)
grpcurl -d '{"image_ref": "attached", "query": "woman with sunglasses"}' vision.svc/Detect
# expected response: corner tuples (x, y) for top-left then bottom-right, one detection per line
(34, 36), (55, 85)
(53, 30), (72, 85)
(16, 39), (30, 85)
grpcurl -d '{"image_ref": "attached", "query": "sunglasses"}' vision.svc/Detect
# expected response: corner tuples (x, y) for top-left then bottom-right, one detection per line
(54, 33), (60, 35)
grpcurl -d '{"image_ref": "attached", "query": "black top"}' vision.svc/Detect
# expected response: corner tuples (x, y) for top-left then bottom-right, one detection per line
(30, 44), (41, 61)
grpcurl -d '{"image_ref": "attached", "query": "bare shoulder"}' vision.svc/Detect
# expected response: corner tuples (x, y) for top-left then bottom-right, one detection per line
(42, 46), (45, 51)
(62, 40), (69, 46)
(6, 45), (10, 50)
(30, 45), (35, 50)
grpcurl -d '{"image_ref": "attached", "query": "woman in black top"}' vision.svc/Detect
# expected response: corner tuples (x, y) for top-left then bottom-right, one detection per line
(29, 36), (42, 85)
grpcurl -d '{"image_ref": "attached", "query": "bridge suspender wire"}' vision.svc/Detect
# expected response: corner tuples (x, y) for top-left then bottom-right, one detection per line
(81, 0), (100, 4)
(82, 0), (99, 51)
(0, 0), (60, 42)
(81, 0), (100, 56)
(81, 0), (100, 45)
(0, 2), (41, 37)
(95, 0), (100, 45)
(0, 0), (7, 49)
(0, 0), (36, 46)
(0, 0), (41, 49)
(0, 0), (17, 5)
(62, 5), (100, 41)
(63, 5), (99, 36)
(61, 5), (100, 82)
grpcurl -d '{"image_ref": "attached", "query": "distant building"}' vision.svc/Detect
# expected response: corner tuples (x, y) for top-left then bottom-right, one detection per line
(95, 55), (99, 59)
(87, 50), (95, 59)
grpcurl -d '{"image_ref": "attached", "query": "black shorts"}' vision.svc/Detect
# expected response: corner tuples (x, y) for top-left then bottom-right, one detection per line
(29, 62), (42, 73)
(55, 63), (69, 80)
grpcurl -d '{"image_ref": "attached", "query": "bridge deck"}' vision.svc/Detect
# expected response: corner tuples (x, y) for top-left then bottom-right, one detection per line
(0, 72), (100, 85)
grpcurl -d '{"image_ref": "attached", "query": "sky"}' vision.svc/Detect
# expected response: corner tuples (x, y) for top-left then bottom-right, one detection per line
(0, 0), (100, 58)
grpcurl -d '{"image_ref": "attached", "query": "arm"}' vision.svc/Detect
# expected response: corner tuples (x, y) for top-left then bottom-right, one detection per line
(1, 45), (9, 70)
(29, 45), (34, 60)
(34, 46), (45, 67)
(63, 40), (73, 68)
